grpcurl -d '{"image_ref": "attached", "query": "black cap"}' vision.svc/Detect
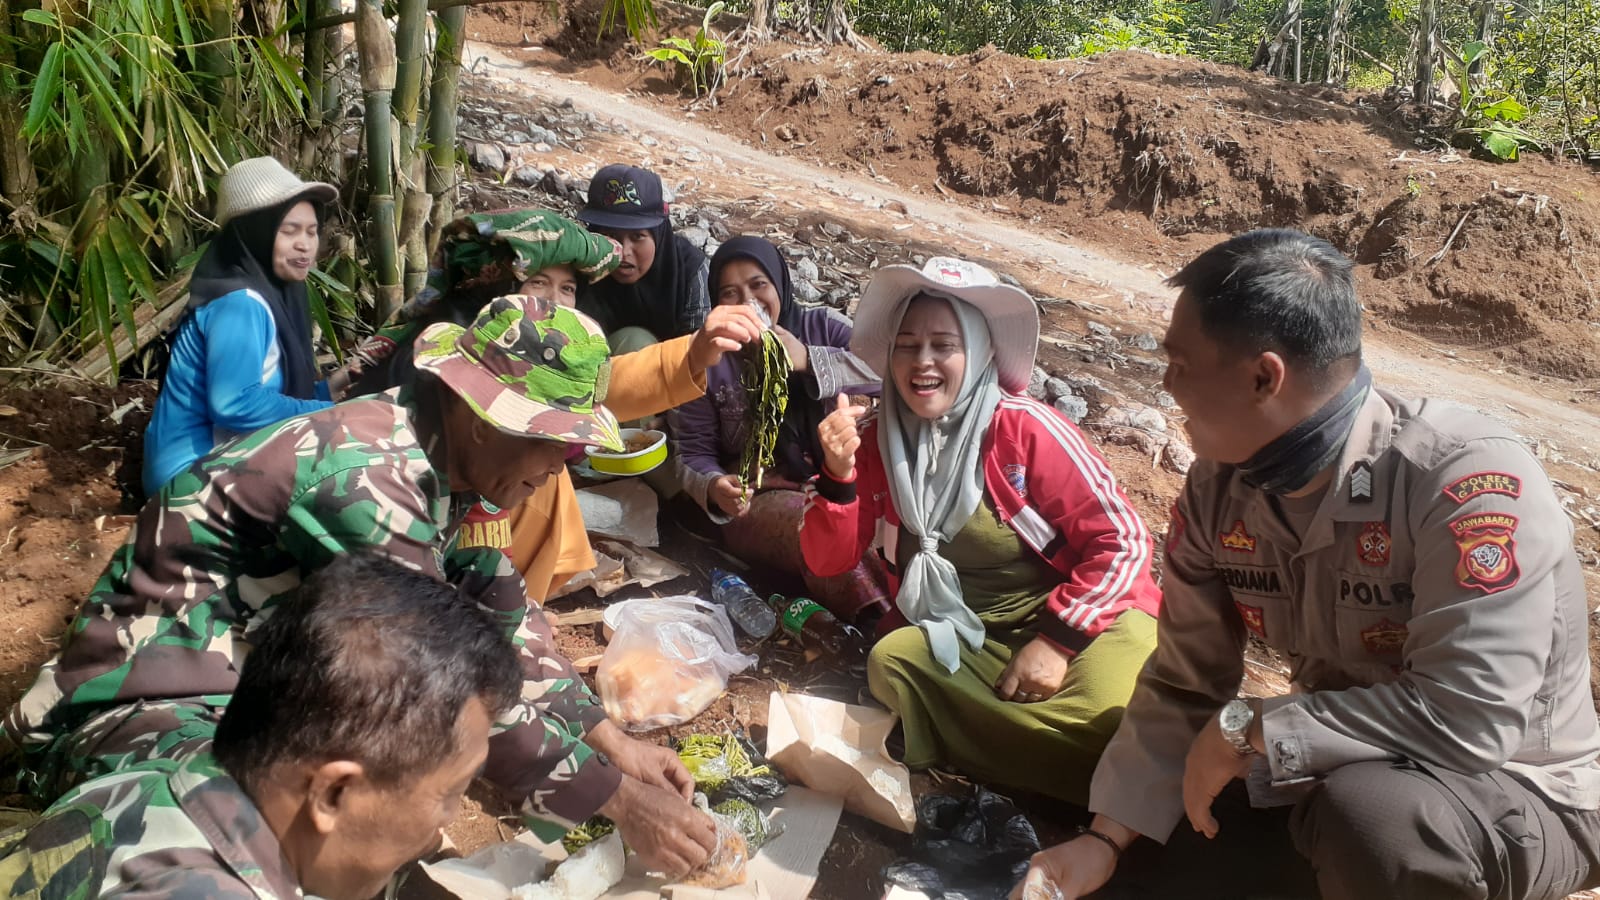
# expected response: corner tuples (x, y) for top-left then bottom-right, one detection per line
(576, 164), (668, 230)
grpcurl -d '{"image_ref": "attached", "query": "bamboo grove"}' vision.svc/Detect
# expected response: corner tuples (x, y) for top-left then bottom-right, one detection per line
(0, 0), (474, 378)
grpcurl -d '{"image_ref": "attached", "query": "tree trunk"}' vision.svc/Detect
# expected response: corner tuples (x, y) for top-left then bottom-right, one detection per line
(425, 5), (467, 257)
(0, 0), (39, 215)
(197, 0), (238, 123)
(1208, 0), (1236, 25)
(749, 0), (772, 39)
(393, 0), (429, 301)
(1470, 1), (1495, 91)
(1251, 0), (1301, 78)
(1415, 0), (1437, 105)
(355, 0), (401, 320)
(821, 0), (868, 49)
(1323, 0), (1352, 85)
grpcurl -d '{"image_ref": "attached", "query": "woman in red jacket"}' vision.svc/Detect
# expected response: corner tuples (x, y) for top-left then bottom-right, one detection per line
(801, 257), (1162, 804)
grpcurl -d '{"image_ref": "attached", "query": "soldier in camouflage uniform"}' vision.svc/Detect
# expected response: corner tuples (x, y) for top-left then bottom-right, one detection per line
(1, 555), (522, 900)
(0, 295), (720, 877)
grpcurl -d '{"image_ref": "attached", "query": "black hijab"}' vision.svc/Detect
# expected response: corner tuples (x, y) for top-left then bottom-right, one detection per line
(577, 216), (707, 339)
(186, 196), (321, 400)
(710, 236), (822, 481)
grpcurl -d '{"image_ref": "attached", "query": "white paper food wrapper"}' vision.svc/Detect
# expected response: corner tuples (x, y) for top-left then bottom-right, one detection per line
(576, 480), (660, 548)
(423, 832), (624, 900)
(765, 692), (916, 833)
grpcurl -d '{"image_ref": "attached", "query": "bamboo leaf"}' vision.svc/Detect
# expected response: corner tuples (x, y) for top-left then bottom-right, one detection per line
(306, 270), (344, 360)
(167, 0), (196, 60)
(116, 197), (160, 240)
(21, 8), (57, 26)
(23, 43), (65, 137)
(255, 38), (313, 104)
(67, 46), (135, 159)
(62, 84), (85, 157)
(95, 231), (138, 347)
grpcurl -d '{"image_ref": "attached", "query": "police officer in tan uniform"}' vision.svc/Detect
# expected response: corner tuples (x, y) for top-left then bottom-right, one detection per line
(1016, 229), (1600, 900)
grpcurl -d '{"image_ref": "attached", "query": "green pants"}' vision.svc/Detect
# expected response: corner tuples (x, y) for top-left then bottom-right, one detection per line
(867, 609), (1157, 805)
(13, 697), (223, 804)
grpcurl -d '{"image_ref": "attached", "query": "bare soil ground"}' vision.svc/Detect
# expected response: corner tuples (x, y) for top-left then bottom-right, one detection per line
(4, 6), (1600, 898)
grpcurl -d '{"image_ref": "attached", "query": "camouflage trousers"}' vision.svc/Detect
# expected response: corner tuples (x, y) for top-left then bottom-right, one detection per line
(16, 696), (226, 805)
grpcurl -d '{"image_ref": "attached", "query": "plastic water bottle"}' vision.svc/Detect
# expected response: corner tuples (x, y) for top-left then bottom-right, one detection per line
(770, 594), (865, 662)
(710, 569), (779, 639)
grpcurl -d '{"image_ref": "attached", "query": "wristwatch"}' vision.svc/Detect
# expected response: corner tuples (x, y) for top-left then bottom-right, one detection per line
(1219, 699), (1257, 757)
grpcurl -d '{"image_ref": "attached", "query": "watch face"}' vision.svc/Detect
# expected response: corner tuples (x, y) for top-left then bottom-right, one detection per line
(1220, 701), (1251, 733)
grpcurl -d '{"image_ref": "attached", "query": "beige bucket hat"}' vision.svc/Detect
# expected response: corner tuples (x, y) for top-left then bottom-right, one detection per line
(850, 257), (1040, 394)
(214, 156), (337, 229)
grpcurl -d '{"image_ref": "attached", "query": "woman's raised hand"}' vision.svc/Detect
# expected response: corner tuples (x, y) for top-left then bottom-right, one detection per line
(819, 392), (869, 482)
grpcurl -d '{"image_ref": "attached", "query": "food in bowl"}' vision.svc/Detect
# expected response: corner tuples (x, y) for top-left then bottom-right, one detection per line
(584, 427), (668, 476)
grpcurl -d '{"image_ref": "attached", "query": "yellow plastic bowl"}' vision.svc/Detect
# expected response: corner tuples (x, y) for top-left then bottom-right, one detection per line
(584, 428), (668, 476)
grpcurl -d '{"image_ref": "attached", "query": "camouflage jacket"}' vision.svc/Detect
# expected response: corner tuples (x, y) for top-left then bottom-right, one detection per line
(0, 753), (300, 899)
(1, 388), (620, 830)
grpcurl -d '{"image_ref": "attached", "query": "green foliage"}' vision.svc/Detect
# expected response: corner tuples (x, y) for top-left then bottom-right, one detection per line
(0, 0), (311, 371)
(600, 0), (660, 43)
(643, 2), (727, 97)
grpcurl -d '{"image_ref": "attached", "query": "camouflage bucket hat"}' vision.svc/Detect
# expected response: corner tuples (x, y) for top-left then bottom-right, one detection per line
(412, 294), (624, 451)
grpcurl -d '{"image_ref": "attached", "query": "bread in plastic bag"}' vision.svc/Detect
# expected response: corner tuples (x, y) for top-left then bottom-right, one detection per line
(597, 596), (756, 732)
(681, 794), (752, 889)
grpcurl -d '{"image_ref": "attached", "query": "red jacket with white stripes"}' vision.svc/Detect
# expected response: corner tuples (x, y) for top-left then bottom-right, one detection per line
(801, 394), (1162, 654)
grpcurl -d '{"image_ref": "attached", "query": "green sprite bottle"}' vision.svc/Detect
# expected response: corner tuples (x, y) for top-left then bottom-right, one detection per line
(770, 594), (865, 661)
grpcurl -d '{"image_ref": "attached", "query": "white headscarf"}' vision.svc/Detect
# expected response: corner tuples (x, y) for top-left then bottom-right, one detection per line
(879, 293), (1004, 673)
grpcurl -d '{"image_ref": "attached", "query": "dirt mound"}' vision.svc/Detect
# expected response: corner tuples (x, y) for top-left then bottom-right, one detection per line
(0, 381), (152, 714)
(677, 44), (1600, 378)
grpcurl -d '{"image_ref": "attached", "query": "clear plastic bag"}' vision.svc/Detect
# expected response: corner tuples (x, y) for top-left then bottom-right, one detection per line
(681, 794), (753, 889)
(597, 596), (756, 732)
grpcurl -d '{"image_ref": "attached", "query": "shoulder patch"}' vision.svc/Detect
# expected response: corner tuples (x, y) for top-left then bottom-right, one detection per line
(1219, 519), (1256, 554)
(1167, 499), (1185, 549)
(1449, 512), (1520, 595)
(1443, 471), (1522, 505)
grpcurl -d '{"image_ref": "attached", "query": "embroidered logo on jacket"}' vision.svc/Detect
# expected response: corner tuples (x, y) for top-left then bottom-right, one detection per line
(1360, 618), (1409, 655)
(1219, 520), (1256, 553)
(1234, 601), (1266, 639)
(1443, 472), (1523, 505)
(1356, 521), (1391, 566)
(1449, 512), (1520, 595)
(1003, 464), (1028, 499)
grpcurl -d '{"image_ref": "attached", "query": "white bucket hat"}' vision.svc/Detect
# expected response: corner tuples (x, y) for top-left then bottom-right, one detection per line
(849, 257), (1040, 394)
(214, 156), (337, 229)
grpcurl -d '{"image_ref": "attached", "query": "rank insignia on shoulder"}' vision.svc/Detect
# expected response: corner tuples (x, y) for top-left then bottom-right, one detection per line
(1348, 461), (1374, 502)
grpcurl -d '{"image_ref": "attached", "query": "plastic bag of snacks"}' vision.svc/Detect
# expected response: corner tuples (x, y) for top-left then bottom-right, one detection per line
(597, 597), (755, 731)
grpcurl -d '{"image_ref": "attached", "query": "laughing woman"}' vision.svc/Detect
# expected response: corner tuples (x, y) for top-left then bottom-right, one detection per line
(800, 257), (1163, 804)
(669, 236), (891, 626)
(143, 157), (338, 495)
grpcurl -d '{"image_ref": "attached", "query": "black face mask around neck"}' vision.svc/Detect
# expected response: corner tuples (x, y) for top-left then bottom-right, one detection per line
(1237, 364), (1371, 495)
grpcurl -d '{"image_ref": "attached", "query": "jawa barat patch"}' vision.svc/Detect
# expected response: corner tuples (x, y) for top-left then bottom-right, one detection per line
(1449, 512), (1520, 595)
